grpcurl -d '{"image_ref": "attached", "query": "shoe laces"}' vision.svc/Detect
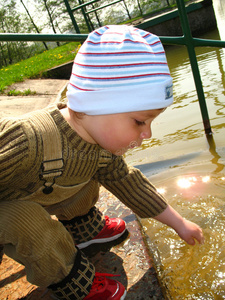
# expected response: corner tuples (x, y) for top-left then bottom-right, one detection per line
(105, 215), (110, 225)
(92, 272), (120, 291)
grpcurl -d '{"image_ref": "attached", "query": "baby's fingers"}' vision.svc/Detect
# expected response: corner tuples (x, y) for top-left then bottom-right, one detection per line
(195, 229), (205, 244)
(179, 220), (205, 245)
(190, 225), (204, 245)
(186, 237), (196, 245)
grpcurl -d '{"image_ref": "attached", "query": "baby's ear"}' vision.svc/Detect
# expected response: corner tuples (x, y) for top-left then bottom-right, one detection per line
(76, 112), (86, 119)
(78, 112), (86, 117)
(57, 101), (67, 109)
(69, 108), (86, 119)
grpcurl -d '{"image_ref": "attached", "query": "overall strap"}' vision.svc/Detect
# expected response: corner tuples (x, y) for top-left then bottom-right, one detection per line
(29, 107), (64, 194)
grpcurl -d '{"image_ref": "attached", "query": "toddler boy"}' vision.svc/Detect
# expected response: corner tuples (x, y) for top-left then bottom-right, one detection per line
(0, 25), (204, 300)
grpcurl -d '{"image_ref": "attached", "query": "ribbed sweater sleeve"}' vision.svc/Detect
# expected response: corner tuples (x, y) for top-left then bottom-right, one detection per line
(94, 155), (168, 218)
(0, 118), (35, 185)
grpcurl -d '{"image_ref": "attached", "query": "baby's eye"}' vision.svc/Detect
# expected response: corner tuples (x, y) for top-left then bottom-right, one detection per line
(135, 120), (146, 126)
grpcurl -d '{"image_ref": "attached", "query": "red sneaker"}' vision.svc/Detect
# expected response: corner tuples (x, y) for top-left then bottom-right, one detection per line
(77, 216), (126, 249)
(84, 272), (127, 300)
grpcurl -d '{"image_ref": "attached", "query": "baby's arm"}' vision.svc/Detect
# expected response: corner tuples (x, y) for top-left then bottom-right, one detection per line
(154, 205), (204, 245)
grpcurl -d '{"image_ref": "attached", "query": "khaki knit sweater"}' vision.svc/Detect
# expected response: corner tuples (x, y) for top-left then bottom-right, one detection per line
(0, 104), (167, 218)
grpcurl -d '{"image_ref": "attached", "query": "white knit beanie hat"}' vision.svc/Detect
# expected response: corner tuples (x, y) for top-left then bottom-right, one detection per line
(67, 25), (173, 115)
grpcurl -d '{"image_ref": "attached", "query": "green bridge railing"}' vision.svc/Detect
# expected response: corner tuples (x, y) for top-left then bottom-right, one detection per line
(63, 0), (134, 33)
(0, 0), (225, 134)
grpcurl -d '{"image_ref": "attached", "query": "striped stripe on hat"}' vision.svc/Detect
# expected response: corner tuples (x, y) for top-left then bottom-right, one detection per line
(67, 25), (173, 115)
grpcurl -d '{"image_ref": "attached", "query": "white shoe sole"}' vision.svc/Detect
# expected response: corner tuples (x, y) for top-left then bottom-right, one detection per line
(121, 289), (127, 300)
(77, 228), (126, 249)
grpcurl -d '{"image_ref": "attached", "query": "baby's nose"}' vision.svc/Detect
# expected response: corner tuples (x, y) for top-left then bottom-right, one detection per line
(140, 127), (152, 140)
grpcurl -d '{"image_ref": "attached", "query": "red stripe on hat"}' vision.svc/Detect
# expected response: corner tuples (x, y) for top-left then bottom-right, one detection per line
(78, 50), (165, 55)
(94, 31), (103, 36)
(72, 72), (170, 80)
(142, 33), (152, 38)
(69, 82), (95, 91)
(100, 31), (124, 35)
(94, 25), (112, 35)
(74, 61), (167, 68)
(87, 39), (161, 47)
(103, 29), (144, 37)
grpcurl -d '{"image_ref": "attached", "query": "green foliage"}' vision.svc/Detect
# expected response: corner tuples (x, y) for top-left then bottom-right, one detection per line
(81, 0), (180, 31)
(7, 88), (37, 96)
(0, 41), (80, 93)
(0, 0), (193, 75)
(0, 0), (36, 67)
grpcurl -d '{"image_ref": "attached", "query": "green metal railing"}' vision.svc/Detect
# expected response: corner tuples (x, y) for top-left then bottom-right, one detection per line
(171, 0), (213, 134)
(158, 0), (225, 134)
(0, 0), (225, 134)
(63, 0), (133, 33)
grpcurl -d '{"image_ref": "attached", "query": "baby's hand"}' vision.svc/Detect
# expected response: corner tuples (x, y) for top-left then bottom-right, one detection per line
(154, 205), (204, 245)
(176, 219), (204, 245)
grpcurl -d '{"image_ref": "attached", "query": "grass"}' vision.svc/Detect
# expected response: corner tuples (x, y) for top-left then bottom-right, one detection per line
(0, 41), (81, 93)
(6, 88), (37, 96)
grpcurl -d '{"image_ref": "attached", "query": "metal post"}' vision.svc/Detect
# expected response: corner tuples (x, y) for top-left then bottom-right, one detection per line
(63, 0), (80, 33)
(78, 0), (92, 32)
(176, 0), (212, 135)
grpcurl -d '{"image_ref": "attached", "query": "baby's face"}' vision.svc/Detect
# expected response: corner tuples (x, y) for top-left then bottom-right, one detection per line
(82, 109), (164, 155)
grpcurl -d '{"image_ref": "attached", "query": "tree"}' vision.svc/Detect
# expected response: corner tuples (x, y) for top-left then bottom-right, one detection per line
(20, 0), (49, 50)
(0, 0), (28, 66)
(0, 0), (47, 67)
(34, 0), (69, 45)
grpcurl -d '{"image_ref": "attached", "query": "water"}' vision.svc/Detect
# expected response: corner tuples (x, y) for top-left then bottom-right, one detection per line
(124, 3), (225, 298)
(213, 0), (225, 41)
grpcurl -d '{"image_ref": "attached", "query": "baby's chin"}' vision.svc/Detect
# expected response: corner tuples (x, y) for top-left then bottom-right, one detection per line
(108, 141), (141, 156)
(111, 149), (126, 156)
(113, 147), (132, 156)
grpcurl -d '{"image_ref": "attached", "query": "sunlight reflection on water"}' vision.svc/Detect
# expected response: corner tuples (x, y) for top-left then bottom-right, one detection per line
(142, 173), (225, 299)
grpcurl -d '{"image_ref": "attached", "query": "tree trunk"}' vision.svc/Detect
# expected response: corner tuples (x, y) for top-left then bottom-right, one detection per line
(43, 0), (60, 46)
(0, 42), (7, 67)
(20, 0), (49, 50)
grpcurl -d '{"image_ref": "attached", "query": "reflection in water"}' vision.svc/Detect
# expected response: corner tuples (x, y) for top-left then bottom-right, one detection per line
(207, 134), (224, 173)
(125, 29), (225, 166)
(213, 0), (225, 41)
(215, 48), (225, 94)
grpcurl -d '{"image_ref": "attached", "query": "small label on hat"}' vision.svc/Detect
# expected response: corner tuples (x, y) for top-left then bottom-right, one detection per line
(165, 85), (173, 100)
